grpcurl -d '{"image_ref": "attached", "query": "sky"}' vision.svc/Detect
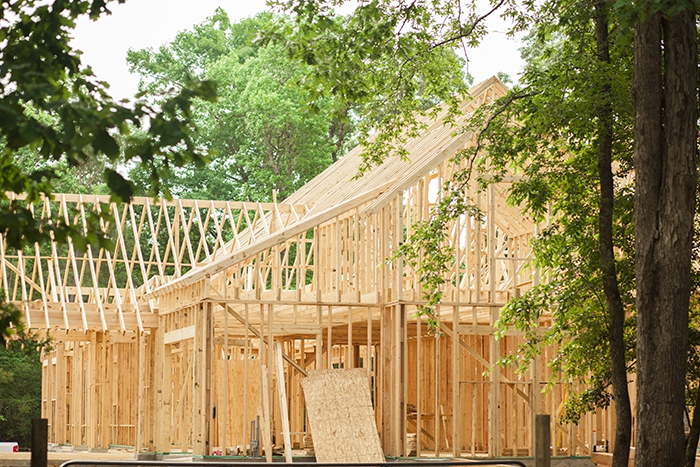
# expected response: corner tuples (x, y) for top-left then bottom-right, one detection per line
(72, 0), (526, 102)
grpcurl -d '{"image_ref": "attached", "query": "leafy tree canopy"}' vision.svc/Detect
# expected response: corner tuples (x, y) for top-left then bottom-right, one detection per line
(127, 10), (352, 201)
(264, 0), (473, 172)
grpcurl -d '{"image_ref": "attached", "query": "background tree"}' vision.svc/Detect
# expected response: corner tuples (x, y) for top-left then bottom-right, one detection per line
(264, 0), (472, 172)
(127, 10), (351, 201)
(0, 329), (50, 449)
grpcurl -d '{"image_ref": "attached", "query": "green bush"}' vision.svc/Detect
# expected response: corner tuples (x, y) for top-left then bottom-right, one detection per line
(0, 336), (46, 450)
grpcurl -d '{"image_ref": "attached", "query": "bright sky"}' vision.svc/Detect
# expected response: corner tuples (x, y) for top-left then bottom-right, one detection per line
(72, 0), (525, 101)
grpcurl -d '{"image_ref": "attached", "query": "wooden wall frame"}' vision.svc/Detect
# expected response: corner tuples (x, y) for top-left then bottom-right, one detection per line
(6, 77), (617, 458)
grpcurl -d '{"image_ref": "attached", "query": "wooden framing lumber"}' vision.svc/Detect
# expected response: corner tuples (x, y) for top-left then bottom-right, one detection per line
(275, 343), (293, 462)
(17, 77), (620, 458)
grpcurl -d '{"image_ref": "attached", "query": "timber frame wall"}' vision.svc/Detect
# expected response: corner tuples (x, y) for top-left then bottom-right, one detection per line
(4, 77), (619, 457)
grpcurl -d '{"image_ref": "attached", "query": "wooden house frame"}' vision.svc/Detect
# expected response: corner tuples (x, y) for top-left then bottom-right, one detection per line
(2, 77), (616, 458)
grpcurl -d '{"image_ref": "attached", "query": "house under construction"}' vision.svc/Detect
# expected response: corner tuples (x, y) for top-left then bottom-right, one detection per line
(1, 77), (618, 458)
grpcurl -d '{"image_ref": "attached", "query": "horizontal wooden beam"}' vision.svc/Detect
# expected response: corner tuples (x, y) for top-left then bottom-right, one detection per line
(164, 325), (196, 345)
(5, 192), (309, 212)
(26, 308), (157, 331)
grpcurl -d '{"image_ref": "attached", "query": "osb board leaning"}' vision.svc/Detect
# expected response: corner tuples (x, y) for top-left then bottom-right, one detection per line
(300, 368), (384, 463)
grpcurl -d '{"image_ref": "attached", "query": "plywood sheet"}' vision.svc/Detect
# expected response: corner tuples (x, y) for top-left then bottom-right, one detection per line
(300, 368), (384, 463)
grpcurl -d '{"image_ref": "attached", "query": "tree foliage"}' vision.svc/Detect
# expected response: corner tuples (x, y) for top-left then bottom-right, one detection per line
(392, 2), (636, 430)
(477, 6), (635, 430)
(0, 0), (216, 253)
(127, 10), (350, 201)
(0, 332), (51, 449)
(265, 0), (472, 172)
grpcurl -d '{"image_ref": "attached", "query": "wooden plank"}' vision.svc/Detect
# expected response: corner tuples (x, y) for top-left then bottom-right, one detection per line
(221, 305), (229, 455)
(169, 354), (193, 441)
(154, 326), (167, 453)
(177, 199), (198, 269)
(204, 302), (213, 455)
(136, 333), (146, 452)
(27, 307), (156, 331)
(102, 334), (111, 448)
(60, 198), (88, 331)
(261, 366), (273, 463)
(78, 198), (108, 331)
(327, 306), (332, 369)
(162, 342), (173, 453)
(348, 307), (353, 369)
(111, 202), (145, 332)
(9, 192), (307, 211)
(300, 369), (384, 463)
(434, 327), (440, 456)
(440, 321), (530, 403)
(73, 342), (84, 445)
(55, 343), (65, 444)
(416, 314), (422, 456)
(164, 325), (196, 345)
(452, 306), (461, 456)
(275, 343), (293, 463)
(95, 204), (126, 333)
(266, 305), (275, 452)
(243, 304), (250, 450)
(128, 203), (156, 311)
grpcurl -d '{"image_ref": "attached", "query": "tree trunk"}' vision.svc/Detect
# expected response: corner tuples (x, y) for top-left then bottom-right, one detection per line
(633, 7), (697, 467)
(685, 388), (700, 467)
(595, 5), (632, 467)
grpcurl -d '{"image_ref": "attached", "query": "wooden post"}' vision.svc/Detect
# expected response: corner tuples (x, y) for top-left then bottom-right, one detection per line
(101, 335), (110, 449)
(154, 326), (166, 453)
(261, 366), (273, 463)
(136, 333), (146, 452)
(31, 419), (48, 467)
(275, 343), (293, 463)
(222, 303), (229, 455)
(452, 306), (461, 456)
(487, 184), (500, 457)
(316, 306), (323, 370)
(55, 342), (65, 445)
(434, 323), (441, 457)
(87, 332), (97, 449)
(416, 314), (422, 457)
(162, 342), (172, 453)
(71, 343), (83, 446)
(204, 301), (213, 456)
(327, 305), (332, 369)
(535, 414), (551, 467)
(399, 304), (407, 457)
(266, 304), (275, 450)
(244, 304), (250, 450)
